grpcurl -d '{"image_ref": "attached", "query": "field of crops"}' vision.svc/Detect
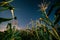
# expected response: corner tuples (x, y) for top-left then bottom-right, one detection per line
(0, 0), (60, 40)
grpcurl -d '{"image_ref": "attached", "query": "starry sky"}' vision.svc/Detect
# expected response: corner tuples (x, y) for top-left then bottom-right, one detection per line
(0, 0), (60, 31)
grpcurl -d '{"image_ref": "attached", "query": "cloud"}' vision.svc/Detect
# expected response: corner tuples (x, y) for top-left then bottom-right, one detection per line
(0, 24), (6, 32)
(0, 23), (26, 32)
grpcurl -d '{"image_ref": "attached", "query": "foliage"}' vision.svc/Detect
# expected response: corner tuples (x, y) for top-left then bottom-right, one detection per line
(0, 0), (60, 40)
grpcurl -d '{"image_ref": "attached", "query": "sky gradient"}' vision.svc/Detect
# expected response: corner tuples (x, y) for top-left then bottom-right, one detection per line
(0, 0), (60, 31)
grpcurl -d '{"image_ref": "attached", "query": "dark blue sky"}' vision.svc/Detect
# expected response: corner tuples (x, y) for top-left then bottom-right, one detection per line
(0, 0), (60, 30)
(12, 0), (54, 27)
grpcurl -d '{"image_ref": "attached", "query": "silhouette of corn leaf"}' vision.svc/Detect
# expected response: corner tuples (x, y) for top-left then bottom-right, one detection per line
(0, 17), (12, 23)
(0, 0), (14, 11)
(0, 0), (13, 6)
(54, 8), (60, 25)
(54, 16), (60, 25)
(47, 2), (60, 16)
(0, 7), (9, 11)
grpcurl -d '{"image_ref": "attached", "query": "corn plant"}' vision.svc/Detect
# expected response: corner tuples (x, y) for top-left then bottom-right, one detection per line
(38, 1), (60, 40)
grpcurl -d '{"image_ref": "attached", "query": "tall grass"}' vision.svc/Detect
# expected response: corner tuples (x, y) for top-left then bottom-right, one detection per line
(0, 0), (60, 40)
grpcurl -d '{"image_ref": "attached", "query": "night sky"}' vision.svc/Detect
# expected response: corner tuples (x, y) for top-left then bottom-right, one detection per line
(0, 0), (60, 31)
